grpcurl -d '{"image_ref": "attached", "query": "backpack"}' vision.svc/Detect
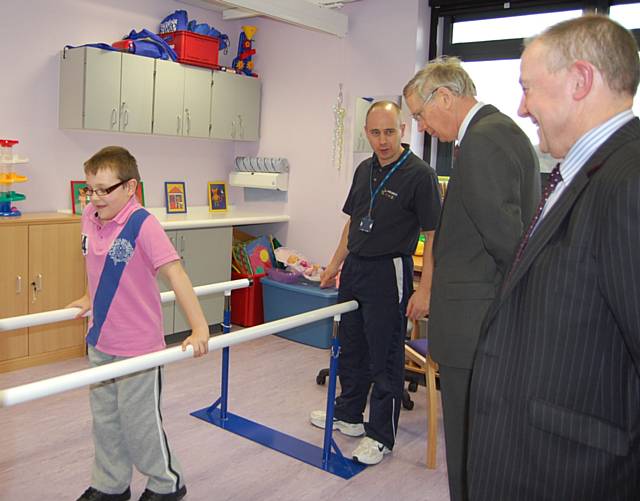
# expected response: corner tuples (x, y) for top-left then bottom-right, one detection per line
(159, 10), (189, 34)
(120, 29), (178, 60)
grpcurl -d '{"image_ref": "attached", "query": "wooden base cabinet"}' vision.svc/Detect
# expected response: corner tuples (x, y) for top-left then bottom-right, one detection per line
(0, 214), (86, 373)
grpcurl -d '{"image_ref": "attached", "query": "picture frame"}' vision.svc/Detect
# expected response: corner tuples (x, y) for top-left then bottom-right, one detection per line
(208, 181), (228, 212)
(164, 181), (187, 214)
(135, 180), (145, 206)
(70, 180), (90, 215)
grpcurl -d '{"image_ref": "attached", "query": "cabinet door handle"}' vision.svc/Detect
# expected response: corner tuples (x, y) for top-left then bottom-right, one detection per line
(237, 114), (243, 139)
(119, 102), (125, 128)
(31, 274), (42, 303)
(177, 115), (181, 134)
(124, 109), (129, 127)
(111, 108), (118, 128)
(180, 235), (185, 253)
(185, 109), (191, 134)
(231, 120), (236, 139)
(16, 275), (22, 294)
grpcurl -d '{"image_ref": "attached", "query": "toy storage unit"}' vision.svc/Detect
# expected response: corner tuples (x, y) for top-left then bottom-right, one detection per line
(261, 277), (339, 349)
(159, 30), (219, 69)
(231, 271), (265, 327)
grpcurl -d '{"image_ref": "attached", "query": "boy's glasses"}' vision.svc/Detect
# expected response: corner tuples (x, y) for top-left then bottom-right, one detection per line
(85, 179), (130, 197)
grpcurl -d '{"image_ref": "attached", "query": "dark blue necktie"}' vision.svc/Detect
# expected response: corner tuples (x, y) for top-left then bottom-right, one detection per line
(504, 163), (563, 285)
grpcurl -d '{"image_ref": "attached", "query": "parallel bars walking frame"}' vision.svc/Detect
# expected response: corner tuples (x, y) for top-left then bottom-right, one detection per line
(0, 279), (365, 479)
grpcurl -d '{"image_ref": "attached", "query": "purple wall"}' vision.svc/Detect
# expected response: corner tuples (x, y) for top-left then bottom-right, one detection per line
(2, 0), (429, 264)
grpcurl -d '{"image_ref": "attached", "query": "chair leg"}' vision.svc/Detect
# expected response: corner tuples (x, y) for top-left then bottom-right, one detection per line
(426, 357), (438, 469)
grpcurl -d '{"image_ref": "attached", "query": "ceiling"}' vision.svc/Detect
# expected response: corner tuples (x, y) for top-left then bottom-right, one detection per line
(179, 0), (363, 37)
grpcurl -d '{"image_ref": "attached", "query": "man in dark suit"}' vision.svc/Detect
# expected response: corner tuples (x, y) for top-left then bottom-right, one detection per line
(404, 58), (541, 501)
(468, 15), (640, 501)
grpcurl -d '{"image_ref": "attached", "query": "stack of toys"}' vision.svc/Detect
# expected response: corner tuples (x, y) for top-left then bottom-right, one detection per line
(0, 139), (29, 217)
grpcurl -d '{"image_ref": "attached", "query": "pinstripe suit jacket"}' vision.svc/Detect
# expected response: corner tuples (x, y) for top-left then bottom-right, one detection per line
(468, 118), (640, 501)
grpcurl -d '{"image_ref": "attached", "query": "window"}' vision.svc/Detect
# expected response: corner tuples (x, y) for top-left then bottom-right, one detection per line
(452, 10), (582, 43)
(425, 2), (640, 175)
(609, 3), (640, 29)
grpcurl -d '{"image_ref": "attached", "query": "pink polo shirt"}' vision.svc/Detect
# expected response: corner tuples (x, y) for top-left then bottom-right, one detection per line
(81, 196), (179, 356)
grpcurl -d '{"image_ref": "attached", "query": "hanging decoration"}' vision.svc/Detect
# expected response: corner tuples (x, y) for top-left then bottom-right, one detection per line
(332, 83), (346, 170)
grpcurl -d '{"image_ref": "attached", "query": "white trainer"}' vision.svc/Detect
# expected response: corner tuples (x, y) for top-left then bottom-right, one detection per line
(352, 436), (391, 465)
(309, 410), (365, 437)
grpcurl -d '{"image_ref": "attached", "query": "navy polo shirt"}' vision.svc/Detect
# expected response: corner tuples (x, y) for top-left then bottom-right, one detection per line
(343, 145), (441, 257)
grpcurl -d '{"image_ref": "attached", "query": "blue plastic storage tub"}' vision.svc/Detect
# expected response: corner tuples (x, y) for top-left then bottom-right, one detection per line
(261, 277), (338, 348)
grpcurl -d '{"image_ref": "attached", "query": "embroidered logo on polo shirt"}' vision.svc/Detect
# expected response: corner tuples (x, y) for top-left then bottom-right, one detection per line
(381, 189), (398, 200)
(108, 238), (134, 265)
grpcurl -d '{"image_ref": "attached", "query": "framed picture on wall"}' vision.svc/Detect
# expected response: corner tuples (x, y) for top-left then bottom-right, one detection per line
(70, 180), (90, 215)
(208, 181), (228, 212)
(164, 181), (187, 214)
(135, 180), (145, 206)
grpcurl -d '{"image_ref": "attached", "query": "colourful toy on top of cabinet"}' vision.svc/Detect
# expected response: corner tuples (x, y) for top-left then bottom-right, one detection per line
(0, 139), (29, 217)
(232, 25), (258, 77)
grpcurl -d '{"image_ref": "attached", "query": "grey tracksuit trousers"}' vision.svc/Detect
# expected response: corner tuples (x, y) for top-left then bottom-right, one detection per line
(88, 346), (184, 495)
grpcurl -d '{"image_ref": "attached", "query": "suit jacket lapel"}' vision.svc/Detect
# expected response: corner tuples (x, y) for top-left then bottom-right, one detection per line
(486, 118), (640, 324)
(434, 105), (499, 248)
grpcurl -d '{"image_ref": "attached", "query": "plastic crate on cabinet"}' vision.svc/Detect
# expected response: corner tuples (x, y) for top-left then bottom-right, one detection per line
(231, 271), (265, 327)
(261, 277), (338, 349)
(158, 30), (219, 69)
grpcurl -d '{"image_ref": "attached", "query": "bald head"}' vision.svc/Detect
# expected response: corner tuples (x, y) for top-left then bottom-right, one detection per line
(365, 100), (402, 128)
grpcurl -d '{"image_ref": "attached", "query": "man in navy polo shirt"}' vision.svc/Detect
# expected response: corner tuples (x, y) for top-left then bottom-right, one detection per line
(310, 101), (441, 465)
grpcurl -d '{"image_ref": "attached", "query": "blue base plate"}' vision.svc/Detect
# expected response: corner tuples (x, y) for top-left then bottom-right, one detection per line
(191, 406), (367, 479)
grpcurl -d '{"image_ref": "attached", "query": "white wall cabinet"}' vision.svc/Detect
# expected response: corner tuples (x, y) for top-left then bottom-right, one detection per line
(59, 47), (155, 133)
(60, 48), (261, 141)
(159, 227), (232, 336)
(153, 60), (212, 138)
(210, 71), (261, 141)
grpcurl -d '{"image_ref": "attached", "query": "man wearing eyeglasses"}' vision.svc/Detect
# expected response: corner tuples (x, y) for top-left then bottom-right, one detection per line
(404, 57), (540, 501)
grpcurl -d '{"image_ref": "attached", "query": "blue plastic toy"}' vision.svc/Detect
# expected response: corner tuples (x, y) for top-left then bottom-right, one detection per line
(232, 26), (258, 77)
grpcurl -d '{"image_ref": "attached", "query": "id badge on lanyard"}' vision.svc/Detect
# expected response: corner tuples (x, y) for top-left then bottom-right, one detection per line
(359, 149), (410, 233)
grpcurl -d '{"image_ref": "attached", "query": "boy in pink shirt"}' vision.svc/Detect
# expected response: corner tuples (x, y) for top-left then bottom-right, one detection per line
(69, 146), (209, 501)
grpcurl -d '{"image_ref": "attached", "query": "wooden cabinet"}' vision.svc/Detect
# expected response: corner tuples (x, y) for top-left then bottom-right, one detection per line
(153, 60), (212, 138)
(59, 47), (155, 133)
(160, 227), (232, 335)
(0, 214), (86, 373)
(210, 71), (261, 141)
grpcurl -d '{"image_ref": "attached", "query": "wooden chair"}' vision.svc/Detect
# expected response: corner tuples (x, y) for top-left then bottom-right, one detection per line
(405, 318), (440, 469)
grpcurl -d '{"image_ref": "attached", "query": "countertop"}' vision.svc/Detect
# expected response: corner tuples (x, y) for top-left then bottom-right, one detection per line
(146, 206), (290, 230)
(55, 205), (290, 229)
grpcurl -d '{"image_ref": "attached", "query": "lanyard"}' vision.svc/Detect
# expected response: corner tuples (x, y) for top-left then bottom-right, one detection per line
(368, 148), (411, 216)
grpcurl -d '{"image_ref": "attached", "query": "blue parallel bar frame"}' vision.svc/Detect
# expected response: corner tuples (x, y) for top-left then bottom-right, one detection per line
(191, 298), (366, 479)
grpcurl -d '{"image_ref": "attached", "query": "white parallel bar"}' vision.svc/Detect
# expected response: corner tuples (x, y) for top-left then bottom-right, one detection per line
(0, 300), (358, 408)
(0, 279), (250, 332)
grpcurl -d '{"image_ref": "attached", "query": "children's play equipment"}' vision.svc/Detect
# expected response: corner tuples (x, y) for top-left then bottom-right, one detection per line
(0, 139), (29, 217)
(232, 25), (258, 77)
(0, 279), (366, 479)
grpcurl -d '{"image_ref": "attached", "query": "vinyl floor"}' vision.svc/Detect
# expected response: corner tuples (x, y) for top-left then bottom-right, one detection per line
(0, 334), (450, 501)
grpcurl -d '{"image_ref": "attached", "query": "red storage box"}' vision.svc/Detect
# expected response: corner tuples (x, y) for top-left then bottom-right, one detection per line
(158, 30), (219, 69)
(231, 272), (266, 327)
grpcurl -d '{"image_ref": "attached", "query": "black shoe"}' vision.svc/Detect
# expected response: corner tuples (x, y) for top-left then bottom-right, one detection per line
(76, 486), (131, 501)
(138, 485), (186, 501)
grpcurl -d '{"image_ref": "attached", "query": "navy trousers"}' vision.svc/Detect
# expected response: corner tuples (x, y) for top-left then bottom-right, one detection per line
(333, 253), (413, 449)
